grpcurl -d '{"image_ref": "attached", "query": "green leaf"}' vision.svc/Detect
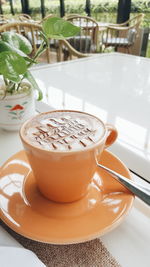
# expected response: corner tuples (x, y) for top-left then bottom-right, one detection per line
(42, 17), (80, 40)
(5, 105), (12, 108)
(1, 32), (32, 55)
(24, 70), (43, 101)
(0, 51), (27, 83)
(9, 111), (17, 115)
(0, 40), (28, 57)
(24, 56), (37, 64)
(39, 31), (48, 45)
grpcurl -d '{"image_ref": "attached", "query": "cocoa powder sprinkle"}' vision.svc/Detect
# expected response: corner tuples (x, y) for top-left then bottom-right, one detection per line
(79, 140), (86, 147)
(52, 143), (57, 149)
(31, 115), (97, 150)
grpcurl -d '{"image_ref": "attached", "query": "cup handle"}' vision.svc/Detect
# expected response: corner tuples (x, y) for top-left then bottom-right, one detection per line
(104, 124), (118, 148)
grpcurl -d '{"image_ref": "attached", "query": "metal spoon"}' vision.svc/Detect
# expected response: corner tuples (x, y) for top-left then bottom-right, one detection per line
(97, 162), (150, 206)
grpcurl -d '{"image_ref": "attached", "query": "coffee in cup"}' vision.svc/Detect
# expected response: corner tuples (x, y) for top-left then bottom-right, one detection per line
(20, 110), (117, 203)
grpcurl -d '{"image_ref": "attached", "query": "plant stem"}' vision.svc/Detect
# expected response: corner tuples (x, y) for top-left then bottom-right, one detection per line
(17, 38), (48, 90)
(7, 81), (16, 93)
(16, 82), (21, 91)
(10, 34), (48, 92)
(28, 40), (48, 68)
(3, 77), (8, 86)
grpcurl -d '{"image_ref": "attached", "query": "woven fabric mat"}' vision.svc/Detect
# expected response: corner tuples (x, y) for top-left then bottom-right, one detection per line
(0, 221), (121, 267)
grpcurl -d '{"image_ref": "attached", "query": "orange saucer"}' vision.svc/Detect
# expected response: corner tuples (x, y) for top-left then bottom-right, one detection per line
(0, 150), (134, 244)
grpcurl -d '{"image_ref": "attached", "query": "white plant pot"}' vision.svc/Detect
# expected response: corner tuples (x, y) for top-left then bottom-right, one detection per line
(0, 84), (35, 131)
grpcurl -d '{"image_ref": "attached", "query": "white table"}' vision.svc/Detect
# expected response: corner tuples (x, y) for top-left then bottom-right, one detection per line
(0, 53), (150, 267)
(33, 52), (150, 182)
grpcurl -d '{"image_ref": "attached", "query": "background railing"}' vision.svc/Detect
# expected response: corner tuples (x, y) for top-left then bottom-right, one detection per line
(0, 1), (149, 27)
(0, 0), (132, 23)
(0, 0), (149, 56)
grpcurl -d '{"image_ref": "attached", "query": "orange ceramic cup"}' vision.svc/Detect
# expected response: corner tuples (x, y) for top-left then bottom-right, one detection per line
(20, 110), (118, 203)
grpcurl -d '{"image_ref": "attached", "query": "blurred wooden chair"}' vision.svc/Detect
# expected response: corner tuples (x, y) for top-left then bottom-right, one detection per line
(101, 14), (144, 54)
(0, 14), (9, 25)
(0, 22), (87, 63)
(58, 39), (88, 61)
(18, 13), (32, 22)
(40, 14), (54, 22)
(0, 22), (50, 61)
(65, 15), (99, 54)
(0, 14), (8, 21)
(63, 14), (82, 20)
(109, 13), (144, 28)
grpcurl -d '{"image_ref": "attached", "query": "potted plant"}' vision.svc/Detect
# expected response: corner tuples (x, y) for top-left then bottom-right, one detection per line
(0, 17), (80, 131)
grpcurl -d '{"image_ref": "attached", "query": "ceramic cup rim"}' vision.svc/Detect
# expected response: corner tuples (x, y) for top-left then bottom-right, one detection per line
(20, 109), (108, 154)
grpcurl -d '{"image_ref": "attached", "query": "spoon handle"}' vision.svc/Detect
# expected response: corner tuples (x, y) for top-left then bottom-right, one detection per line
(97, 163), (150, 206)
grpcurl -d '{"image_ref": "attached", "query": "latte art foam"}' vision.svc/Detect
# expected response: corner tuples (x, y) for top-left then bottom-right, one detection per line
(23, 111), (104, 151)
